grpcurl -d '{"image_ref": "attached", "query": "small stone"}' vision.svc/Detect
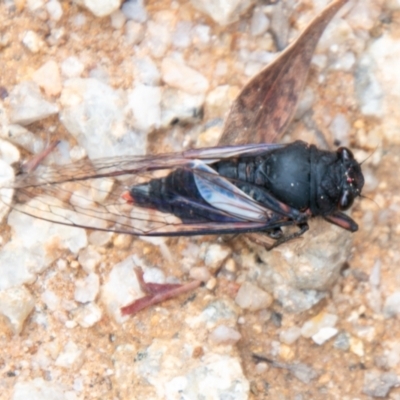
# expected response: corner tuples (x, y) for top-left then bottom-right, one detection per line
(12, 378), (67, 400)
(190, 0), (257, 26)
(5, 124), (44, 154)
(73, 303), (102, 328)
(75, 0), (121, 18)
(279, 326), (302, 345)
(126, 84), (161, 132)
(301, 312), (338, 338)
(110, 9), (126, 29)
(55, 340), (83, 368)
(60, 78), (146, 159)
(172, 21), (192, 48)
(189, 267), (211, 282)
(209, 325), (242, 345)
(383, 291), (400, 318)
(363, 370), (400, 398)
(203, 244), (231, 271)
(0, 286), (35, 334)
(160, 88), (204, 128)
(333, 331), (351, 351)
(124, 20), (144, 45)
(89, 231), (113, 247)
(78, 247), (102, 273)
(133, 56), (160, 86)
(21, 30), (44, 53)
(74, 273), (100, 303)
(32, 60), (62, 96)
(41, 289), (60, 311)
(9, 81), (59, 125)
(101, 256), (143, 322)
(311, 327), (338, 345)
(235, 282), (273, 311)
(206, 277), (217, 291)
(161, 58), (209, 95)
(46, 0), (63, 21)
(61, 56), (84, 78)
(121, 0), (148, 22)
(250, 8), (269, 36)
(205, 85), (240, 119)
(329, 113), (351, 147)
(113, 234), (133, 249)
(350, 337), (365, 357)
(0, 139), (20, 165)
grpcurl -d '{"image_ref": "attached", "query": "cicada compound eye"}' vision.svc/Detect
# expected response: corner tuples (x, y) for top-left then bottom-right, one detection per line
(338, 190), (354, 211)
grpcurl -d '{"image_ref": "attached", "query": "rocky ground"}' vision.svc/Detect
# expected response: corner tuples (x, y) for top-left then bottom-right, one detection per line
(1, 0), (400, 399)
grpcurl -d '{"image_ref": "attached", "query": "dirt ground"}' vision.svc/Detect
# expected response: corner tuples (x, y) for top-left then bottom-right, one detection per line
(1, 0), (400, 399)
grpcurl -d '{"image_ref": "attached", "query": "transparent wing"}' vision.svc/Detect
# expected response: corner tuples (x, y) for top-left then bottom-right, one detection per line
(5, 144), (289, 237)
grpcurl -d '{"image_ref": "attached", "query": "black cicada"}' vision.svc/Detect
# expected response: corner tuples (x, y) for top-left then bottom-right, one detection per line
(7, 0), (363, 251)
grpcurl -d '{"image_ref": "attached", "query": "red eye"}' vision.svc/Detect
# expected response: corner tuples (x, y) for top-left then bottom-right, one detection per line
(339, 190), (354, 210)
(337, 147), (354, 162)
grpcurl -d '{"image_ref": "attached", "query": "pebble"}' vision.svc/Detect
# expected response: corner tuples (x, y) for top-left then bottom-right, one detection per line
(60, 78), (146, 159)
(126, 84), (161, 132)
(55, 340), (83, 368)
(161, 58), (209, 95)
(133, 56), (160, 86)
(8, 81), (59, 125)
(250, 8), (270, 36)
(355, 55), (383, 117)
(203, 243), (231, 271)
(124, 20), (144, 45)
(301, 312), (338, 338)
(61, 56), (85, 78)
(311, 327), (338, 345)
(112, 234), (133, 249)
(363, 370), (400, 398)
(172, 21), (192, 48)
(41, 289), (60, 311)
(21, 30), (44, 53)
(160, 88), (204, 128)
(209, 325), (242, 345)
(88, 231), (113, 247)
(133, 338), (249, 399)
(329, 113), (351, 147)
(189, 0), (256, 26)
(72, 302), (102, 328)
(74, 273), (100, 303)
(32, 60), (62, 96)
(0, 159), (14, 221)
(101, 256), (143, 322)
(189, 267), (211, 282)
(349, 336), (365, 357)
(205, 85), (239, 119)
(143, 20), (171, 58)
(5, 124), (44, 154)
(279, 326), (302, 345)
(333, 331), (351, 351)
(12, 378), (67, 400)
(0, 286), (35, 334)
(121, 0), (148, 22)
(46, 0), (63, 21)
(383, 291), (400, 318)
(78, 247), (102, 273)
(75, 0), (121, 17)
(0, 138), (20, 165)
(235, 282), (273, 311)
(110, 9), (126, 29)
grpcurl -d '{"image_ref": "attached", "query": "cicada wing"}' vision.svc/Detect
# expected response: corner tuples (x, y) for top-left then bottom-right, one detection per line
(219, 0), (349, 146)
(9, 156), (289, 237)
